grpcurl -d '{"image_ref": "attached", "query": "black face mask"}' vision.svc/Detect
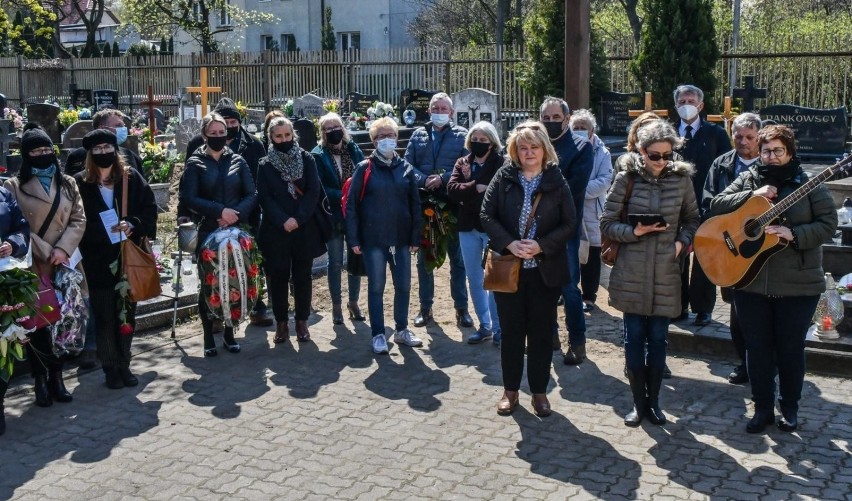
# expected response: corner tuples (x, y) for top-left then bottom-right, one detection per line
(207, 136), (228, 152)
(92, 152), (116, 168)
(326, 129), (344, 145)
(273, 140), (295, 154)
(226, 126), (240, 140)
(543, 121), (564, 139)
(469, 142), (491, 158)
(28, 153), (56, 169)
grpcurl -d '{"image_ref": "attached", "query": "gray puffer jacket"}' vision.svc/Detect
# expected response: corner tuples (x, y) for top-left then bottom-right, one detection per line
(601, 153), (700, 317)
(709, 159), (837, 297)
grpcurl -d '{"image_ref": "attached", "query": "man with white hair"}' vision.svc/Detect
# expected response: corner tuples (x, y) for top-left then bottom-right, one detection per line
(405, 92), (472, 328)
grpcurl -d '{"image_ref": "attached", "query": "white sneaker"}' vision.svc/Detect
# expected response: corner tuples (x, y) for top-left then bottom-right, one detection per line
(372, 334), (389, 354)
(393, 329), (423, 347)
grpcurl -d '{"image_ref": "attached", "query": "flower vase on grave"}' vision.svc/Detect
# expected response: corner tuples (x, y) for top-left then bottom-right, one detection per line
(814, 273), (843, 340)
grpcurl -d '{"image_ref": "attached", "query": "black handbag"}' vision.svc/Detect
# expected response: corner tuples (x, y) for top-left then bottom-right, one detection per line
(346, 247), (368, 276)
(294, 184), (333, 244)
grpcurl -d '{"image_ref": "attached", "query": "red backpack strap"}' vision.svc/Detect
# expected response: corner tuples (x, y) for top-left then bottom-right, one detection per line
(360, 159), (372, 201)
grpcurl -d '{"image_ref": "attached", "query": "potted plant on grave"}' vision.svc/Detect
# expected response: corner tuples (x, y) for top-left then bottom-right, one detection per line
(138, 139), (178, 211)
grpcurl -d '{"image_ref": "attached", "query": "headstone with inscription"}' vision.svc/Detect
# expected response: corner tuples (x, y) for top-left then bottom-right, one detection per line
(0, 119), (14, 170)
(71, 89), (93, 108)
(759, 104), (848, 157)
(343, 92), (379, 116)
(399, 89), (437, 125)
(293, 93), (325, 119)
(61, 120), (94, 149)
(600, 91), (643, 136)
(26, 103), (62, 142)
(93, 89), (119, 110)
(452, 88), (499, 135)
(175, 118), (201, 156)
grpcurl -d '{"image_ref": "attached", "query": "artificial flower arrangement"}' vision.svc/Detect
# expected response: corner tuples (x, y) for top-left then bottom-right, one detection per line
(138, 140), (178, 183)
(282, 99), (294, 117)
(2, 107), (24, 131)
(367, 101), (396, 118)
(235, 100), (248, 119)
(77, 107), (92, 120)
(0, 267), (41, 382)
(198, 227), (262, 326)
(420, 189), (458, 272)
(323, 99), (340, 113)
(346, 112), (368, 130)
(58, 108), (79, 128)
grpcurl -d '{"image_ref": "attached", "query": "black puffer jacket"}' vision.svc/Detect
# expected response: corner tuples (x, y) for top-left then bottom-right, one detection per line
(179, 145), (257, 243)
(447, 150), (506, 233)
(481, 164), (575, 289)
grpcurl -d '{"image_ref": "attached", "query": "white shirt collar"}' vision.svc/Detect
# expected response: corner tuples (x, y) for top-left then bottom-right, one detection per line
(679, 119), (701, 137)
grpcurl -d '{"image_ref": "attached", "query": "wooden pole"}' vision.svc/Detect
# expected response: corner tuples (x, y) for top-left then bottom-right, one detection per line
(147, 85), (157, 143)
(564, 0), (590, 109)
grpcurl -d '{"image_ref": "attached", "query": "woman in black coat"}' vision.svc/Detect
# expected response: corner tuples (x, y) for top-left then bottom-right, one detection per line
(74, 129), (157, 389)
(481, 121), (575, 417)
(257, 116), (323, 344)
(180, 113), (257, 357)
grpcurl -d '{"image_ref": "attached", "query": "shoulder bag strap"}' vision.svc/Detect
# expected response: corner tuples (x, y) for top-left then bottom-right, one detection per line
(360, 159), (372, 201)
(618, 173), (635, 223)
(121, 168), (129, 219)
(36, 182), (62, 239)
(522, 193), (542, 239)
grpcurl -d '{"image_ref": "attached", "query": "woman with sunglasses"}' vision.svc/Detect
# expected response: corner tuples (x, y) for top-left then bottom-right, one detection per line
(601, 120), (699, 427)
(709, 124), (836, 434)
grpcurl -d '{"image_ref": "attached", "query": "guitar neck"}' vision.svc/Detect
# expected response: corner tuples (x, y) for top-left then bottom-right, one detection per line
(756, 165), (838, 226)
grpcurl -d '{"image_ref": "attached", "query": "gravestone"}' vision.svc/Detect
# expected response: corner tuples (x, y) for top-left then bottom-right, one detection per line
(343, 92), (379, 116)
(759, 105), (848, 158)
(71, 88), (93, 108)
(175, 118), (201, 155)
(0, 119), (14, 172)
(93, 89), (119, 110)
(599, 91), (643, 136)
(292, 93), (325, 119)
(26, 103), (62, 142)
(61, 120), (93, 150)
(245, 108), (265, 133)
(452, 88), (499, 135)
(137, 108), (167, 133)
(399, 89), (437, 125)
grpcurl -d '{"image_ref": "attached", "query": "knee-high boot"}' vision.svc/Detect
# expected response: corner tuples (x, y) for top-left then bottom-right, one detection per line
(646, 367), (667, 425)
(624, 369), (646, 427)
(48, 365), (73, 403)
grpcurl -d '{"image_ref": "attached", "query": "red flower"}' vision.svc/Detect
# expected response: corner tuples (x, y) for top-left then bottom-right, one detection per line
(227, 242), (233, 251)
(239, 237), (252, 250)
(119, 323), (134, 336)
(247, 287), (258, 300)
(201, 248), (216, 262)
(205, 273), (217, 286)
(229, 289), (241, 302)
(247, 264), (259, 278)
(228, 267), (237, 279)
(230, 308), (241, 320)
(209, 293), (222, 308)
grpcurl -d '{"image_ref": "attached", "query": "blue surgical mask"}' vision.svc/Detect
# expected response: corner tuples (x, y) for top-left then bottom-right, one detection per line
(572, 131), (589, 143)
(115, 126), (128, 145)
(376, 138), (397, 157)
(431, 113), (450, 128)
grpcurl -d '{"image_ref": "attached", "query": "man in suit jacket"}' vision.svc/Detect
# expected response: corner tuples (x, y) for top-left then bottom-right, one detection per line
(672, 84), (732, 327)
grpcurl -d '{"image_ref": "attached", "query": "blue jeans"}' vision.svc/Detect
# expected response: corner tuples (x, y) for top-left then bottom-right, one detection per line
(363, 245), (411, 336)
(559, 238), (586, 346)
(416, 235), (468, 310)
(623, 313), (669, 371)
(326, 228), (361, 305)
(458, 230), (500, 333)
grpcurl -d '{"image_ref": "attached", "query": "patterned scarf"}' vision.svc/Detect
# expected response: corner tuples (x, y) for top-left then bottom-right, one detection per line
(328, 141), (356, 182)
(267, 143), (304, 198)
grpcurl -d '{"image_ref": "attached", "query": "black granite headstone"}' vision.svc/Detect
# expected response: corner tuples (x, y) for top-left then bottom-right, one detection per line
(599, 91), (642, 136)
(0, 93), (6, 111)
(94, 89), (119, 110)
(344, 92), (379, 116)
(759, 104), (849, 157)
(399, 89), (437, 125)
(25, 103), (62, 143)
(72, 89), (93, 108)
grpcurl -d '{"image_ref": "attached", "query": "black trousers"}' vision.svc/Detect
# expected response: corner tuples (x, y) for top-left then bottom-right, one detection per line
(89, 286), (135, 370)
(722, 288), (746, 364)
(26, 327), (62, 377)
(580, 246), (602, 303)
(688, 256), (716, 315)
(494, 268), (561, 394)
(263, 242), (313, 322)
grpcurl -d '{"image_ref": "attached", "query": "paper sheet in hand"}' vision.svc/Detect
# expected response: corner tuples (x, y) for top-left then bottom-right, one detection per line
(99, 209), (127, 244)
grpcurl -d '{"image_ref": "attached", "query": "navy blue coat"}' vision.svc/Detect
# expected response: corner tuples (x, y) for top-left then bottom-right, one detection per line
(0, 187), (30, 259)
(552, 132), (594, 236)
(404, 122), (469, 189)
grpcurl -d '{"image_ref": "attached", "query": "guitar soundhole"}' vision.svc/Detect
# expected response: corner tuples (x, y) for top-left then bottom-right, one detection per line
(743, 219), (761, 239)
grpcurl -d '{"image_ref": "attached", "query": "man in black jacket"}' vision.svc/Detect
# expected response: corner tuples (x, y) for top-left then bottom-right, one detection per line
(65, 109), (142, 177)
(701, 112), (762, 384)
(672, 84), (732, 326)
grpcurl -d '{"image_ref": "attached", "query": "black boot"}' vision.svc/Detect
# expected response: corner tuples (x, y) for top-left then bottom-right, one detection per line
(0, 377), (8, 436)
(201, 310), (217, 357)
(48, 369), (73, 403)
(33, 374), (52, 407)
(104, 368), (124, 389)
(624, 368), (647, 427)
(646, 367), (666, 425)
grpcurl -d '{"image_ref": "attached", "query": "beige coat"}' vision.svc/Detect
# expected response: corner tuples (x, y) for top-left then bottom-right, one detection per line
(4, 176), (88, 294)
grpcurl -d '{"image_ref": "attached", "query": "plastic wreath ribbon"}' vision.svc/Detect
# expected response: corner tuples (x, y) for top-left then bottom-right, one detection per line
(51, 267), (88, 357)
(199, 228), (261, 327)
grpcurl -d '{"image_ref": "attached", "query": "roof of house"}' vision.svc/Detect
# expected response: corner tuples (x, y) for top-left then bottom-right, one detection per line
(57, 0), (121, 28)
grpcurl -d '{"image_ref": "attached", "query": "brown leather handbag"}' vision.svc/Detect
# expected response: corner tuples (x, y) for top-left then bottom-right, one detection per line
(120, 171), (162, 302)
(600, 173), (635, 267)
(483, 193), (541, 293)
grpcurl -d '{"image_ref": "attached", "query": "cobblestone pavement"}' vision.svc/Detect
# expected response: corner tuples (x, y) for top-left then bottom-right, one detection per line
(3, 267), (852, 500)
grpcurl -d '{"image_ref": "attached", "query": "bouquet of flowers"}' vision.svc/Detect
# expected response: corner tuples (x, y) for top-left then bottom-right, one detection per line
(235, 100), (249, 119)
(282, 99), (294, 117)
(139, 140), (178, 183)
(347, 112), (368, 130)
(367, 101), (396, 119)
(50, 267), (88, 357)
(77, 108), (92, 120)
(198, 228), (262, 326)
(58, 108), (79, 128)
(0, 267), (40, 382)
(323, 99), (340, 113)
(2, 107), (24, 131)
(420, 192), (457, 272)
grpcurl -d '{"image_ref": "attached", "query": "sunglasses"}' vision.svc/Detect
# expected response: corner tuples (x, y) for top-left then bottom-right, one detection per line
(646, 152), (674, 162)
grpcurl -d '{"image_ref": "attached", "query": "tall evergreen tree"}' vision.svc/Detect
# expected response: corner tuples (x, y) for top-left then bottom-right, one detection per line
(321, 6), (336, 51)
(112, 41), (120, 56)
(71, 45), (79, 57)
(103, 42), (112, 57)
(160, 36), (168, 54)
(630, 0), (720, 111)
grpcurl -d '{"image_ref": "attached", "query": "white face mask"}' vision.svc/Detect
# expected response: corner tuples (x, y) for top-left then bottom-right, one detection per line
(677, 104), (699, 122)
(431, 113), (450, 127)
(376, 138), (397, 157)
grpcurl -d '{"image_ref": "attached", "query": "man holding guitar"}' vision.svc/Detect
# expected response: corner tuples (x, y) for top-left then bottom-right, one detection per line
(706, 125), (839, 434)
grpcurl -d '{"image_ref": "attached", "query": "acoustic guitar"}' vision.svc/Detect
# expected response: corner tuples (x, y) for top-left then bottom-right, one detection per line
(694, 155), (852, 288)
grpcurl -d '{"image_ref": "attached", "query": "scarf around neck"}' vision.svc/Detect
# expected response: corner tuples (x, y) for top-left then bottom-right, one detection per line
(267, 143), (304, 198)
(32, 165), (56, 194)
(328, 141), (355, 181)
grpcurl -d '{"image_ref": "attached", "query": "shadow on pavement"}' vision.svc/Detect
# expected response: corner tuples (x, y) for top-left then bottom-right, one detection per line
(363, 343), (449, 412)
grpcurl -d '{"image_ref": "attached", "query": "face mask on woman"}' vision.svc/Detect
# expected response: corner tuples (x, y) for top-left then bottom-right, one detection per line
(29, 153), (56, 169)
(376, 138), (397, 157)
(207, 136), (228, 152)
(273, 140), (295, 154)
(469, 142), (490, 158)
(92, 152), (116, 168)
(326, 129), (344, 145)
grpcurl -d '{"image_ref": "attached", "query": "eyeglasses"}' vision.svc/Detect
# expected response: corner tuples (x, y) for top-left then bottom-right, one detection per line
(646, 151), (673, 162)
(516, 124), (542, 131)
(91, 145), (115, 154)
(323, 125), (343, 133)
(760, 147), (786, 158)
(375, 133), (396, 140)
(29, 147), (53, 156)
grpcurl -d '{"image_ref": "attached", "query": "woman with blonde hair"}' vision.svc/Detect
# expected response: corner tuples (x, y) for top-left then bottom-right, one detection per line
(481, 121), (575, 417)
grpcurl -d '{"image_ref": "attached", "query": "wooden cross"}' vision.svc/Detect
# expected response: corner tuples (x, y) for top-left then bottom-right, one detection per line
(707, 96), (738, 137)
(628, 92), (669, 118)
(732, 75), (767, 112)
(143, 85), (161, 145)
(186, 67), (222, 117)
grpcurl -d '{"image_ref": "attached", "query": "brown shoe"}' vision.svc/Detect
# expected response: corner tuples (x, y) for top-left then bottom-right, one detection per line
(273, 321), (289, 343)
(497, 390), (519, 416)
(249, 311), (274, 327)
(531, 394), (552, 417)
(295, 320), (311, 342)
